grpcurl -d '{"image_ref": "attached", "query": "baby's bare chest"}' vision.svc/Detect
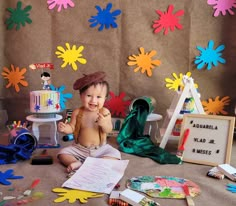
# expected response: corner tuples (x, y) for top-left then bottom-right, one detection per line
(81, 112), (99, 128)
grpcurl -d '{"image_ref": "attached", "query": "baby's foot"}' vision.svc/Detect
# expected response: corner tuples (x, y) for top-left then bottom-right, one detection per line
(67, 170), (76, 178)
(67, 161), (82, 173)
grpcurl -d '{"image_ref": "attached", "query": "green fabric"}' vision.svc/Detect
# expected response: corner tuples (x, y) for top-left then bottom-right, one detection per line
(117, 105), (181, 164)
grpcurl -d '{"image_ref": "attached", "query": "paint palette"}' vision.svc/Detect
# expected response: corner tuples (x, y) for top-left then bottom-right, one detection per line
(126, 176), (200, 199)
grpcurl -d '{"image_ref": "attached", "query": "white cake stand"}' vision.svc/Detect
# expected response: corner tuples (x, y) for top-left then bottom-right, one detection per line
(26, 113), (63, 146)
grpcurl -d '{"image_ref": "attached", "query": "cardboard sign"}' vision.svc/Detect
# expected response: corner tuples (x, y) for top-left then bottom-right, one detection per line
(179, 114), (235, 166)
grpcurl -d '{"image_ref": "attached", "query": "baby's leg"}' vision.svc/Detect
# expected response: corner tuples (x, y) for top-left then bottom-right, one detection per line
(93, 144), (121, 160)
(67, 161), (82, 172)
(58, 154), (82, 172)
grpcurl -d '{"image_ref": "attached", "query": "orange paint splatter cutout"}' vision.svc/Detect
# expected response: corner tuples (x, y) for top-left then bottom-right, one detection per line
(1, 64), (28, 92)
(127, 47), (161, 77)
(201, 96), (230, 115)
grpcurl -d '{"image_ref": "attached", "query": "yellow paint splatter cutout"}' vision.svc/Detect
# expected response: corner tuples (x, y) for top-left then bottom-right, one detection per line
(55, 42), (87, 71)
(165, 72), (198, 91)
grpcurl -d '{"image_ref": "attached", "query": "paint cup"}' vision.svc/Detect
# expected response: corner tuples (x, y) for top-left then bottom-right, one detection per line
(172, 118), (183, 136)
(180, 97), (195, 114)
(9, 127), (38, 152)
(129, 96), (156, 114)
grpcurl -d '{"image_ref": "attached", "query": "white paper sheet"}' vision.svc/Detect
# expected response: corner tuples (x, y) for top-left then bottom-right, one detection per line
(62, 157), (129, 194)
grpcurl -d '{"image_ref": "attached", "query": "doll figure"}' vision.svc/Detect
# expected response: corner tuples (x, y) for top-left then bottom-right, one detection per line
(41, 72), (51, 90)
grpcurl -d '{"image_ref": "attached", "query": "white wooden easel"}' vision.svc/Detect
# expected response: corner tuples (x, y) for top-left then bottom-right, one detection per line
(159, 76), (205, 148)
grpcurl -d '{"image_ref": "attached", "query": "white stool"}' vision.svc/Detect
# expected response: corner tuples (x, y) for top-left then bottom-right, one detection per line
(26, 114), (62, 145)
(144, 113), (162, 143)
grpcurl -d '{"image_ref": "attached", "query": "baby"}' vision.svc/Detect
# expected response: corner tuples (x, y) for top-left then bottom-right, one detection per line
(57, 71), (121, 173)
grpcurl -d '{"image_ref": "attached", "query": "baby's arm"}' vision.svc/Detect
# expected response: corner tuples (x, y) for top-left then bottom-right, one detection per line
(96, 108), (113, 133)
(58, 109), (79, 134)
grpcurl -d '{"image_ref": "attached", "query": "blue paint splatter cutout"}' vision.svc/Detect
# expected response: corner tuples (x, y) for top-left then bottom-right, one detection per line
(194, 40), (226, 70)
(88, 2), (121, 31)
(50, 84), (73, 110)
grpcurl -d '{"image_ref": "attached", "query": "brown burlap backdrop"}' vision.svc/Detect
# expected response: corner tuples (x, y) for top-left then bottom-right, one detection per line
(0, 0), (236, 120)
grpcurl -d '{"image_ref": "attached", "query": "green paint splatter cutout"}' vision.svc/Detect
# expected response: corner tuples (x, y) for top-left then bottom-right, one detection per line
(5, 1), (32, 30)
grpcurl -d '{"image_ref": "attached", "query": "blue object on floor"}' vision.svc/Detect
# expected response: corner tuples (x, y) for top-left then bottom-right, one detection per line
(226, 184), (236, 193)
(0, 143), (33, 165)
(0, 169), (23, 185)
(37, 143), (60, 149)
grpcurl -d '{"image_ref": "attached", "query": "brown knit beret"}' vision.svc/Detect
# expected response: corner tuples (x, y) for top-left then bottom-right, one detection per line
(73, 71), (106, 91)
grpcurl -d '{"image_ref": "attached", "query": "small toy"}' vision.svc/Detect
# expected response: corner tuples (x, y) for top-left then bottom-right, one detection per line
(41, 72), (51, 90)
(0, 169), (23, 185)
(52, 187), (104, 203)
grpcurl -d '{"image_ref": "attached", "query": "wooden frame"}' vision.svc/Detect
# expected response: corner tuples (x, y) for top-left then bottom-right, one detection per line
(179, 114), (235, 166)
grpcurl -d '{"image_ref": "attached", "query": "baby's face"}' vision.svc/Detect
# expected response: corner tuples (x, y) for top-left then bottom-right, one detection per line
(80, 84), (107, 112)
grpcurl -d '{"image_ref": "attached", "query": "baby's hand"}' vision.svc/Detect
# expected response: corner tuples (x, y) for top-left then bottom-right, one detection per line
(58, 122), (66, 133)
(96, 112), (110, 127)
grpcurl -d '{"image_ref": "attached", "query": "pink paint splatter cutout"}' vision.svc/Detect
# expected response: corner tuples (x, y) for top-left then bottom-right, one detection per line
(47, 0), (75, 12)
(208, 0), (236, 17)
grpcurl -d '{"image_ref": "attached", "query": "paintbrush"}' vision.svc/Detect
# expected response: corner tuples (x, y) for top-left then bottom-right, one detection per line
(31, 149), (53, 165)
(177, 128), (190, 159)
(183, 184), (195, 206)
(23, 179), (40, 196)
